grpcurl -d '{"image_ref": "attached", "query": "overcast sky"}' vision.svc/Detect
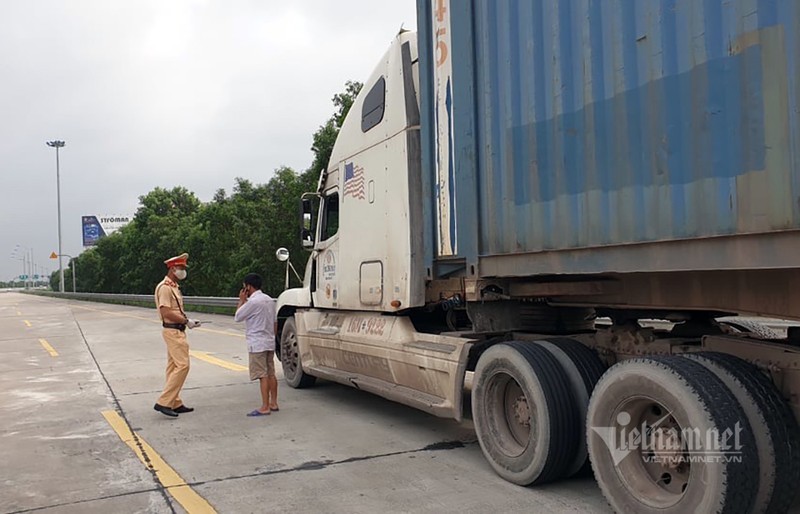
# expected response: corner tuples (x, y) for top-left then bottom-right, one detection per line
(0, 0), (416, 283)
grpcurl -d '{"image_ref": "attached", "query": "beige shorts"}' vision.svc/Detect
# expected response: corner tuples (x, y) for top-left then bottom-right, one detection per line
(249, 351), (275, 380)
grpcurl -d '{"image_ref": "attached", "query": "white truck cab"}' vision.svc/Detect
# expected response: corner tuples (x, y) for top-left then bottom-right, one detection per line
(312, 30), (423, 313)
(276, 30), (470, 420)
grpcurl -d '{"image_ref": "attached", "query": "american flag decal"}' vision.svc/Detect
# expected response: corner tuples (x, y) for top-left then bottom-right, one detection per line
(343, 162), (365, 200)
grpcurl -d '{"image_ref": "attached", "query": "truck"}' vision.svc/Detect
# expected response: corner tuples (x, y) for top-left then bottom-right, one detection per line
(275, 1), (800, 512)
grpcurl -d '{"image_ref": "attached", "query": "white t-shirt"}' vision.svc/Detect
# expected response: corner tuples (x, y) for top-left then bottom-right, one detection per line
(233, 290), (276, 353)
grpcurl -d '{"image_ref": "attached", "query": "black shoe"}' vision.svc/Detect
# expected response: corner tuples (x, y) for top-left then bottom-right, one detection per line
(173, 405), (194, 413)
(154, 403), (179, 417)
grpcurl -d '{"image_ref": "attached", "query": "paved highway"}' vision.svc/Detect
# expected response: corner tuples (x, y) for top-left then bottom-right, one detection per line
(0, 292), (609, 513)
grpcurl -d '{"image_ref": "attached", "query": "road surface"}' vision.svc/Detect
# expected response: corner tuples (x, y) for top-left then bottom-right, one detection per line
(0, 292), (609, 513)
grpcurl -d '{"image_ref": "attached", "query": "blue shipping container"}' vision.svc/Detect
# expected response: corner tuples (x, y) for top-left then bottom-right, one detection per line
(417, 0), (800, 276)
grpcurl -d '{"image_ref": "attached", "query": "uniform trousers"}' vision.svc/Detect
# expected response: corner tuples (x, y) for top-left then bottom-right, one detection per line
(156, 328), (190, 408)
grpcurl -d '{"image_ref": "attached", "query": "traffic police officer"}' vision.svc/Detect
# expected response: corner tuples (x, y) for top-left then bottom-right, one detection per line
(154, 252), (200, 417)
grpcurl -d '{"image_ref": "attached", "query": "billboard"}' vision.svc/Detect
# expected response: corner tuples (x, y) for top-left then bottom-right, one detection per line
(82, 215), (132, 247)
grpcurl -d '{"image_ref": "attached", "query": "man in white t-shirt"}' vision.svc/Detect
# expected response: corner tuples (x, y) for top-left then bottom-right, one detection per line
(234, 273), (278, 417)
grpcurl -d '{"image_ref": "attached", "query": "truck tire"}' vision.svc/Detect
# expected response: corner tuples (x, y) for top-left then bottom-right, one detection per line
(535, 338), (606, 477)
(718, 318), (782, 339)
(587, 356), (758, 514)
(280, 317), (316, 389)
(683, 352), (800, 513)
(472, 341), (579, 485)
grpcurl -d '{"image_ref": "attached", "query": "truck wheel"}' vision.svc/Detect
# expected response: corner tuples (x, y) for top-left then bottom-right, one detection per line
(718, 318), (782, 339)
(280, 317), (316, 389)
(684, 352), (800, 513)
(472, 341), (579, 485)
(587, 356), (758, 514)
(535, 338), (606, 477)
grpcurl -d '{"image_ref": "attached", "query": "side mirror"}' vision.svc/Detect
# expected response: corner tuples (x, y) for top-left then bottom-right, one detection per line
(300, 198), (315, 249)
(275, 247), (302, 289)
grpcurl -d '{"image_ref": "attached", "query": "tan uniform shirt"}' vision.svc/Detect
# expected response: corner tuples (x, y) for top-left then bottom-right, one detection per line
(155, 276), (185, 322)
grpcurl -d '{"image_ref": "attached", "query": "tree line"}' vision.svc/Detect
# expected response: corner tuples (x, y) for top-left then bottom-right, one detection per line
(48, 81), (362, 298)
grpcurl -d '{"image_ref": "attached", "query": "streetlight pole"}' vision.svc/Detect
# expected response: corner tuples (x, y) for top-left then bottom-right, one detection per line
(29, 249), (36, 289)
(59, 254), (76, 293)
(47, 140), (65, 292)
(11, 245), (31, 289)
(23, 250), (28, 289)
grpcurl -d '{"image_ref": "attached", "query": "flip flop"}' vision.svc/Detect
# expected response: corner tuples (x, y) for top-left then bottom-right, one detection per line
(247, 409), (270, 417)
(270, 407), (280, 412)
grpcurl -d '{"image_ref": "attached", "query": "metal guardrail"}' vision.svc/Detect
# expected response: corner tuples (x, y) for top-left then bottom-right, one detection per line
(31, 291), (240, 308)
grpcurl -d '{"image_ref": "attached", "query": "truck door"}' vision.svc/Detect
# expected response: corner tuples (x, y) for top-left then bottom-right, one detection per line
(313, 188), (340, 309)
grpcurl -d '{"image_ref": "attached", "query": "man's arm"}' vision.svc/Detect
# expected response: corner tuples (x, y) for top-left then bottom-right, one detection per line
(156, 285), (187, 324)
(236, 288), (247, 310)
(267, 300), (278, 338)
(159, 306), (187, 324)
(234, 297), (257, 322)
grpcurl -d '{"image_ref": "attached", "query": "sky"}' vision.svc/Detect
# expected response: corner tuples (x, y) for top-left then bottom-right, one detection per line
(0, 0), (416, 283)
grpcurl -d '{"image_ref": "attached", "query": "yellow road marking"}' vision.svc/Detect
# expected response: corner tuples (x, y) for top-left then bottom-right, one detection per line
(189, 350), (247, 372)
(102, 410), (217, 513)
(71, 305), (244, 338)
(39, 339), (58, 357)
(191, 326), (245, 338)
(23, 320), (31, 327)
(69, 304), (247, 371)
(71, 304), (162, 324)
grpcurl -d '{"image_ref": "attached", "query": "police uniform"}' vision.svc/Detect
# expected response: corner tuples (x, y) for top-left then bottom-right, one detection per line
(154, 253), (191, 414)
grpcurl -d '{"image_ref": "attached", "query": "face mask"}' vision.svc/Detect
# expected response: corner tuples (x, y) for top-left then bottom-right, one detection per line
(174, 269), (187, 280)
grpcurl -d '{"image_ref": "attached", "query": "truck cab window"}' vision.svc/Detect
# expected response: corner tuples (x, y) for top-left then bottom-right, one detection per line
(320, 192), (339, 241)
(361, 76), (386, 132)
